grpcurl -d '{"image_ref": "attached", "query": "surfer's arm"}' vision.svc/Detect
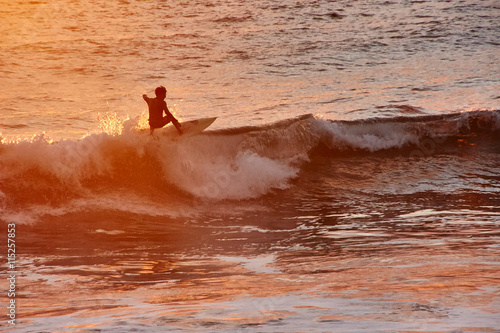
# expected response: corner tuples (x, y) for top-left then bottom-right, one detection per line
(142, 94), (150, 103)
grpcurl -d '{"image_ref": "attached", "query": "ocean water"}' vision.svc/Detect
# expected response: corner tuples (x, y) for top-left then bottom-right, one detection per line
(1, 0), (500, 332)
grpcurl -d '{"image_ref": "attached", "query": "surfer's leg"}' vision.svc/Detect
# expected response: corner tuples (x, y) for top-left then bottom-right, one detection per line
(174, 121), (183, 135)
(166, 115), (182, 135)
(160, 116), (171, 128)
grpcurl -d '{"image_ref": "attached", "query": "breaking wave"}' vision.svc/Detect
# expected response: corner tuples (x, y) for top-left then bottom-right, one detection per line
(0, 110), (498, 221)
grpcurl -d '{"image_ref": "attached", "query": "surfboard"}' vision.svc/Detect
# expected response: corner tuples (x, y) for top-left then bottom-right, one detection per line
(162, 117), (217, 138)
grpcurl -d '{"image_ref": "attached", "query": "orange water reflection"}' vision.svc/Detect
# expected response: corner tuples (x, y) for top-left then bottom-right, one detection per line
(3, 241), (497, 332)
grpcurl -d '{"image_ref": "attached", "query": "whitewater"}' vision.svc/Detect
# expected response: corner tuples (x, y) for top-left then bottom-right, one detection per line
(1, 0), (499, 332)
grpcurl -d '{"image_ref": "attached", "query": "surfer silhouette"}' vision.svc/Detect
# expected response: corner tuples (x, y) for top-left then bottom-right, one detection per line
(143, 86), (183, 135)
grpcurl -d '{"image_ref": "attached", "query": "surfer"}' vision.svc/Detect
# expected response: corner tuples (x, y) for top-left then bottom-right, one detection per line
(143, 86), (183, 135)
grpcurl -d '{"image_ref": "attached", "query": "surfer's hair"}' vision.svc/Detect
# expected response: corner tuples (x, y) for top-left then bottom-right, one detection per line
(155, 86), (167, 97)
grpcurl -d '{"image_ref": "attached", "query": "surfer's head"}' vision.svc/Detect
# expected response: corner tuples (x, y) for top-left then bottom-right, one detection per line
(155, 86), (167, 99)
